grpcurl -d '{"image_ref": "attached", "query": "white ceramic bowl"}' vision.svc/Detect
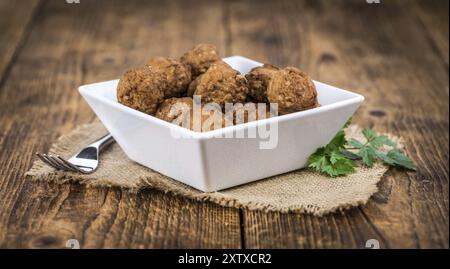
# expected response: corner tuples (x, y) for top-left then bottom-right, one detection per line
(79, 56), (364, 192)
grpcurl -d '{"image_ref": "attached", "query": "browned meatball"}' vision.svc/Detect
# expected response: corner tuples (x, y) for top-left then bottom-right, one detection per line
(245, 64), (279, 103)
(117, 67), (166, 115)
(197, 104), (226, 132)
(187, 75), (201, 97)
(180, 44), (221, 78)
(206, 60), (233, 71)
(146, 57), (191, 98)
(155, 97), (194, 129)
(155, 97), (225, 132)
(194, 62), (248, 108)
(225, 103), (274, 125)
(186, 61), (233, 97)
(267, 67), (319, 114)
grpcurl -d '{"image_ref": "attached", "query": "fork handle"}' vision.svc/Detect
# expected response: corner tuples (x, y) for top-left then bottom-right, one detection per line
(89, 133), (115, 151)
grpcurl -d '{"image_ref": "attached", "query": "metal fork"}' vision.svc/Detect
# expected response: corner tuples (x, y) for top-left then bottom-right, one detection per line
(36, 133), (115, 174)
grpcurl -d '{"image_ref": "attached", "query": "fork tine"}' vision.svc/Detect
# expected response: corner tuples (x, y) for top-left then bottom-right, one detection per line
(43, 154), (67, 171)
(56, 155), (81, 172)
(36, 153), (58, 169)
(50, 155), (75, 172)
(51, 155), (75, 172)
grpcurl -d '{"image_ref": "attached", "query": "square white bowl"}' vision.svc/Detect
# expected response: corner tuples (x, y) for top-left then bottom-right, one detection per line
(79, 56), (364, 192)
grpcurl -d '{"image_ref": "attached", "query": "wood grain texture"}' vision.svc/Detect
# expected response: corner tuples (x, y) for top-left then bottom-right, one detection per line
(228, 0), (448, 249)
(0, 0), (41, 81)
(414, 0), (449, 68)
(0, 0), (240, 249)
(3, 182), (240, 248)
(0, 0), (448, 249)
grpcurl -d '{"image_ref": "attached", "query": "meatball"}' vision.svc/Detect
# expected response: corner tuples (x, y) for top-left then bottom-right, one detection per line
(206, 60), (233, 71)
(155, 97), (193, 129)
(194, 62), (248, 108)
(198, 103), (226, 132)
(187, 75), (201, 97)
(180, 44), (221, 78)
(146, 57), (191, 98)
(267, 67), (319, 114)
(225, 103), (274, 125)
(155, 97), (225, 132)
(186, 61), (233, 97)
(245, 64), (279, 103)
(117, 67), (166, 115)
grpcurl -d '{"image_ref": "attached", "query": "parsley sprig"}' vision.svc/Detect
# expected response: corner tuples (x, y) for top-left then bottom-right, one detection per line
(307, 119), (416, 177)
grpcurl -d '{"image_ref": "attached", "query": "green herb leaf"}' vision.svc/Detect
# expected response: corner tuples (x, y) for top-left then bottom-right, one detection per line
(355, 129), (407, 168)
(327, 130), (347, 151)
(385, 149), (417, 171)
(378, 152), (395, 166)
(370, 135), (396, 149)
(308, 149), (329, 171)
(357, 145), (377, 167)
(343, 117), (353, 128)
(308, 150), (355, 177)
(362, 129), (377, 142)
(348, 138), (364, 149)
(308, 148), (326, 167)
(307, 122), (416, 177)
(340, 149), (362, 160)
(307, 130), (356, 177)
(323, 157), (356, 177)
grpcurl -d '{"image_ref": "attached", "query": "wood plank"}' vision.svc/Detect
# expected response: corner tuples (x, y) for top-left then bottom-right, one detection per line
(0, 0), (447, 249)
(0, 0), (241, 248)
(413, 0), (449, 67)
(0, 0), (41, 81)
(229, 0), (448, 248)
(2, 181), (240, 248)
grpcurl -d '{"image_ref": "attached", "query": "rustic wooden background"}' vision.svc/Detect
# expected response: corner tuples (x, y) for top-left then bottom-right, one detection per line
(0, 0), (448, 249)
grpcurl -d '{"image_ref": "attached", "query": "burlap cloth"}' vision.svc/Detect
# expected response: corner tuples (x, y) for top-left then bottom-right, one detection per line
(26, 120), (397, 216)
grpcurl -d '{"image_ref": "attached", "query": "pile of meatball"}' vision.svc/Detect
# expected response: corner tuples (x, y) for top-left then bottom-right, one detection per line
(117, 44), (319, 132)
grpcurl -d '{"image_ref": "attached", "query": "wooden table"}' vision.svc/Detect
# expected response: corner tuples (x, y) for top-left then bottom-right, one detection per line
(0, 0), (448, 249)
